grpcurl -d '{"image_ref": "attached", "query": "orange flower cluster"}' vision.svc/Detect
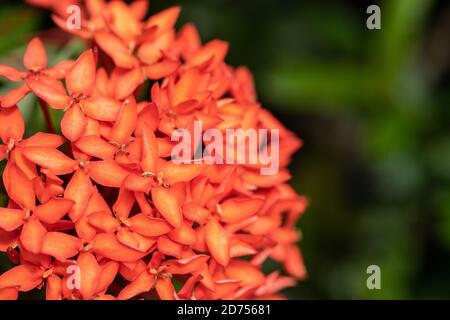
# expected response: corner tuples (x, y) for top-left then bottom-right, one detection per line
(0, 0), (307, 300)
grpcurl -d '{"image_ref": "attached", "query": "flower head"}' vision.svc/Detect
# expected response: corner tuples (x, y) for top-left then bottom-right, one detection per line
(0, 0), (307, 300)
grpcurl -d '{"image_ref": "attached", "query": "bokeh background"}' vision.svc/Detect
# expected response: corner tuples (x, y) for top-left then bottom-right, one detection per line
(1, 0), (450, 299)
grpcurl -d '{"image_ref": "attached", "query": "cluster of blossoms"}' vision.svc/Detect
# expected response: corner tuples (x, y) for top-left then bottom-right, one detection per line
(0, 0), (307, 300)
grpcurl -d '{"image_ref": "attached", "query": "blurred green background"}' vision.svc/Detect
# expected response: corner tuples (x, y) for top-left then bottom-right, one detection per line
(1, 0), (450, 299)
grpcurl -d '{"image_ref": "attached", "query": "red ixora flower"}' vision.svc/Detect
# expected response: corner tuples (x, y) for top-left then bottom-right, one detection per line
(0, 0), (307, 300)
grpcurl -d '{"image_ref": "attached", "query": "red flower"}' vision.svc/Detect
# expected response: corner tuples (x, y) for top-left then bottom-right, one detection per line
(0, 38), (74, 108)
(0, 1), (307, 300)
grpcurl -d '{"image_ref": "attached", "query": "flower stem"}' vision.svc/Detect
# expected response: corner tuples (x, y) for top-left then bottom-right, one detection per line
(38, 98), (54, 133)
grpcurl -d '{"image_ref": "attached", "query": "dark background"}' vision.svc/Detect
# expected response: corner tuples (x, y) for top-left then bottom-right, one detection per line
(1, 0), (450, 299)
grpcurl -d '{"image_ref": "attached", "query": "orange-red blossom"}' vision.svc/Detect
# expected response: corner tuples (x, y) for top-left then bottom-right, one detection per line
(0, 0), (307, 300)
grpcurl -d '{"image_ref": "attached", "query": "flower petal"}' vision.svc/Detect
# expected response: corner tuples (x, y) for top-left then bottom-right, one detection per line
(145, 59), (179, 80)
(0, 105), (24, 142)
(62, 104), (87, 142)
(151, 186), (182, 229)
(26, 78), (70, 109)
(141, 123), (158, 174)
(75, 135), (116, 160)
(87, 211), (120, 233)
(23, 38), (47, 71)
(66, 49), (96, 95)
(219, 197), (264, 224)
(5, 164), (35, 210)
(114, 68), (143, 100)
(87, 160), (131, 187)
(94, 31), (138, 69)
(0, 208), (25, 232)
(2, 83), (30, 108)
(82, 96), (122, 122)
(110, 98), (137, 145)
(129, 214), (172, 237)
(0, 264), (43, 292)
(204, 218), (230, 266)
(22, 146), (78, 175)
(41, 232), (82, 261)
(92, 233), (147, 262)
(45, 60), (75, 79)
(0, 65), (23, 81)
(64, 169), (93, 222)
(20, 217), (46, 254)
(34, 198), (74, 224)
(77, 252), (101, 300)
(118, 270), (154, 300)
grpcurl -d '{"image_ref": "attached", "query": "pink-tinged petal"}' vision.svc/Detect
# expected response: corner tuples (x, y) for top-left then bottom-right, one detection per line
(145, 6), (180, 36)
(204, 218), (230, 266)
(151, 186), (182, 229)
(145, 59), (179, 80)
(87, 211), (120, 233)
(94, 31), (138, 69)
(41, 232), (82, 261)
(6, 164), (35, 210)
(187, 40), (229, 70)
(130, 0), (148, 20)
(155, 277), (175, 300)
(21, 132), (65, 148)
(0, 65), (23, 82)
(33, 198), (74, 225)
(22, 146), (78, 175)
(62, 104), (87, 142)
(118, 270), (154, 300)
(23, 38), (47, 71)
(112, 187), (135, 219)
(137, 29), (174, 64)
(1, 83), (30, 108)
(75, 135), (116, 160)
(219, 197), (264, 224)
(168, 221), (197, 246)
(116, 228), (156, 252)
(0, 106), (24, 142)
(225, 260), (266, 287)
(129, 214), (172, 237)
(45, 60), (75, 79)
(0, 286), (19, 300)
(163, 254), (210, 275)
(92, 233), (147, 262)
(26, 78), (70, 109)
(114, 68), (144, 100)
(87, 160), (131, 187)
(46, 275), (62, 300)
(64, 169), (93, 222)
(123, 174), (152, 193)
(0, 264), (43, 292)
(20, 217), (46, 254)
(141, 123), (158, 174)
(66, 49), (96, 95)
(0, 208), (25, 232)
(110, 99), (138, 145)
(95, 261), (120, 294)
(82, 96), (121, 122)
(157, 235), (183, 258)
(284, 246), (307, 280)
(77, 252), (101, 300)
(135, 103), (159, 134)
